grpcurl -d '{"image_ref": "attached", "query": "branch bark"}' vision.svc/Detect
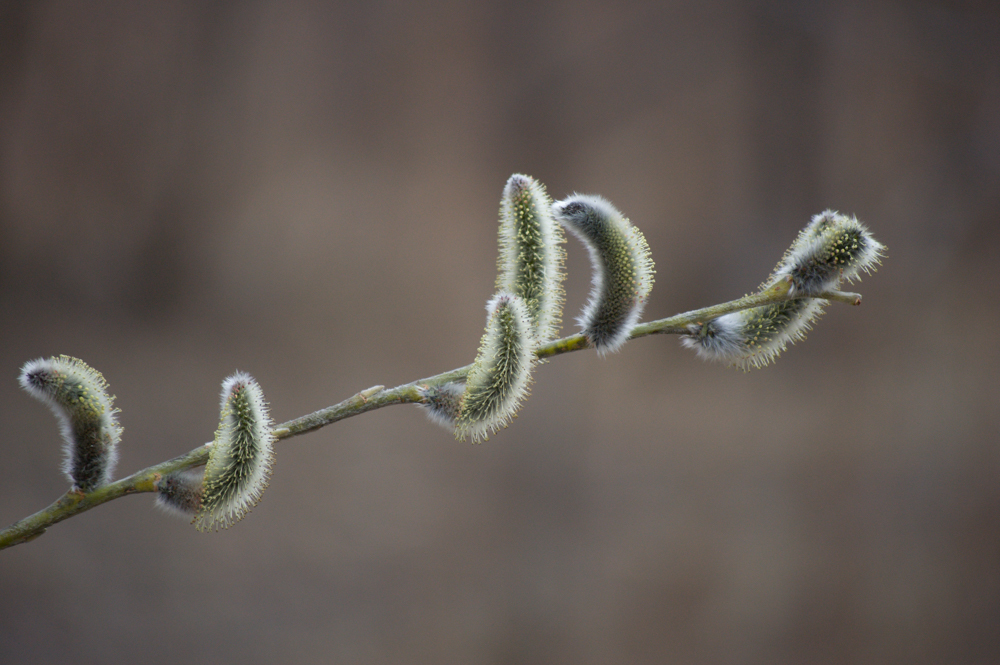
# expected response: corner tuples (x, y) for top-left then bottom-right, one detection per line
(0, 286), (860, 551)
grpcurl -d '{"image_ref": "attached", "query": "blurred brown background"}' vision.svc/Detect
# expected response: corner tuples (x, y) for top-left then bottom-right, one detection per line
(2, 1), (998, 663)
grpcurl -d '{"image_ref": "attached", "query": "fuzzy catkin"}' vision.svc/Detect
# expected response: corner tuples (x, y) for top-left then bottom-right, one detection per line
(496, 174), (566, 344)
(773, 210), (885, 296)
(552, 195), (654, 355)
(682, 210), (884, 369)
(682, 298), (826, 369)
(155, 469), (205, 517)
(18, 355), (122, 492)
(194, 372), (275, 532)
(417, 381), (466, 432)
(455, 293), (535, 443)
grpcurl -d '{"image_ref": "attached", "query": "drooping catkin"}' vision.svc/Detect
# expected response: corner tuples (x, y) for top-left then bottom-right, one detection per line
(552, 195), (654, 355)
(18, 355), (122, 492)
(682, 298), (826, 370)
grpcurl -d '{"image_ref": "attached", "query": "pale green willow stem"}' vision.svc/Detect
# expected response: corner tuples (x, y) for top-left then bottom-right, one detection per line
(0, 285), (860, 550)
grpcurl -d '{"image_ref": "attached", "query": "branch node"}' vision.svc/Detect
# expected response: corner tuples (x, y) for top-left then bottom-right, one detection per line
(359, 385), (385, 403)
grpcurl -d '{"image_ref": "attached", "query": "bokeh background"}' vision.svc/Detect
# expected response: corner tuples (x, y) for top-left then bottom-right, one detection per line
(2, 1), (998, 663)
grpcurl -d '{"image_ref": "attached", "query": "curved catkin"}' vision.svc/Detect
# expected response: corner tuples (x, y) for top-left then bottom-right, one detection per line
(155, 468), (205, 517)
(682, 209), (885, 369)
(194, 372), (275, 532)
(455, 293), (535, 443)
(18, 355), (122, 492)
(681, 298), (826, 370)
(416, 381), (466, 432)
(496, 174), (566, 343)
(774, 210), (886, 295)
(552, 195), (654, 355)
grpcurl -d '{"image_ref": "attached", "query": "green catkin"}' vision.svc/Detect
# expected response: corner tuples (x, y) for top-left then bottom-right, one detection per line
(455, 293), (535, 442)
(552, 195), (655, 355)
(684, 299), (826, 370)
(496, 174), (566, 344)
(774, 210), (886, 295)
(194, 372), (275, 532)
(682, 210), (885, 369)
(417, 175), (562, 434)
(18, 355), (122, 492)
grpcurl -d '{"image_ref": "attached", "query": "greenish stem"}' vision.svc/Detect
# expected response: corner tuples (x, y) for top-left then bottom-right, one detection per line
(0, 286), (860, 551)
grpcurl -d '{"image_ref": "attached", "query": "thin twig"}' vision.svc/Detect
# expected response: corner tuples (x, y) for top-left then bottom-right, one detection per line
(0, 286), (860, 551)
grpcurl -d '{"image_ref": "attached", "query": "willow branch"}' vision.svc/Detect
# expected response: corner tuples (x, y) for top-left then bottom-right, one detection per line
(0, 285), (859, 550)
